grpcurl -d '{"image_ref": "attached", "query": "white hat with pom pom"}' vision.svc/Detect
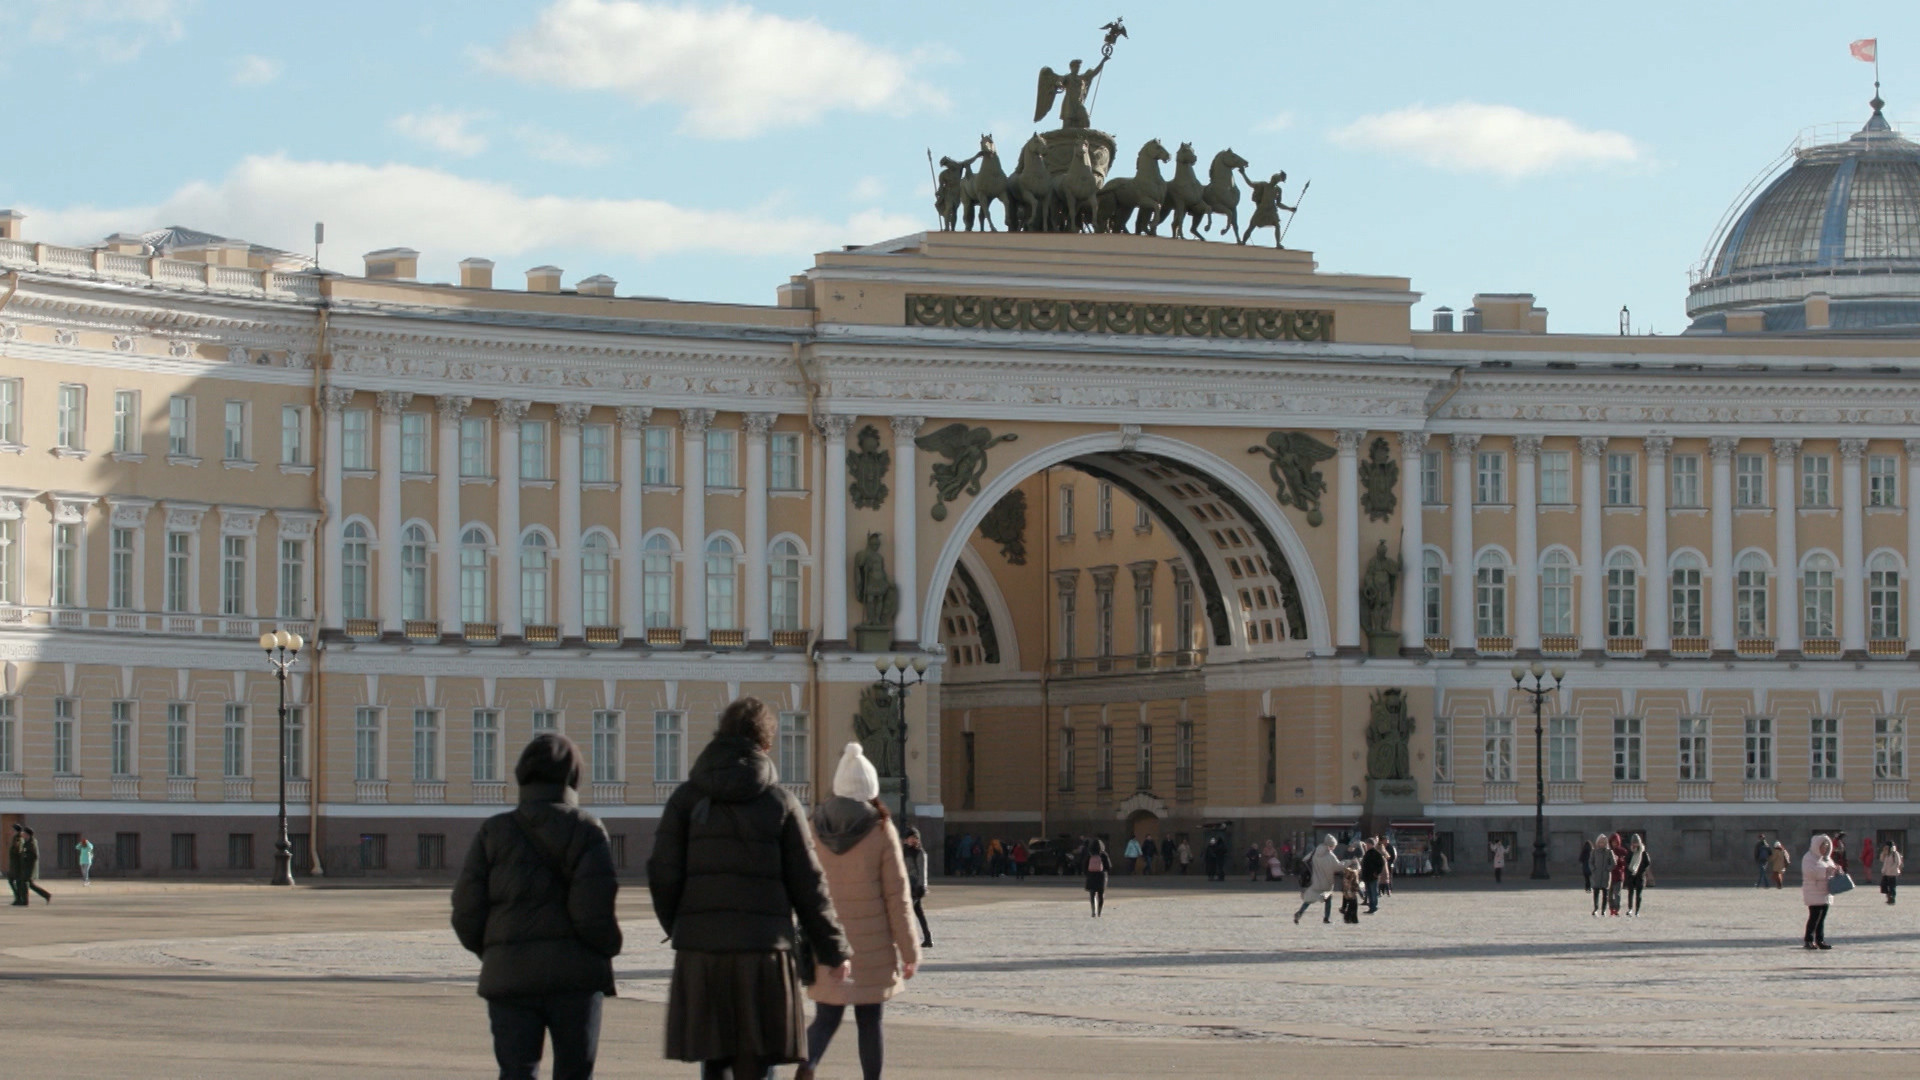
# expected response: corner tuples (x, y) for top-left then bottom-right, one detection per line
(833, 741), (880, 801)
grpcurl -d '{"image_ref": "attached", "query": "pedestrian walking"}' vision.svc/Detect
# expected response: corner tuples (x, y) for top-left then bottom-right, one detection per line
(1245, 843), (1262, 883)
(1380, 839), (1397, 897)
(986, 837), (1005, 878)
(11, 826), (50, 905)
(1292, 835), (1342, 924)
(1607, 833), (1628, 916)
(1176, 839), (1193, 876)
(1579, 839), (1593, 891)
(1338, 864), (1362, 924)
(1359, 839), (1385, 914)
(1753, 834), (1771, 888)
(1124, 836), (1143, 875)
(1879, 842), (1902, 905)
(1767, 841), (1790, 888)
(1860, 837), (1875, 884)
(1084, 839), (1110, 917)
(799, 743), (920, 1080)
(1489, 838), (1509, 884)
(648, 698), (852, 1080)
(1141, 835), (1158, 876)
(1832, 832), (1850, 876)
(1589, 833), (1614, 916)
(451, 733), (623, 1080)
(75, 835), (94, 887)
(901, 827), (932, 948)
(1801, 833), (1841, 950)
(1010, 840), (1029, 882)
(1622, 835), (1653, 917)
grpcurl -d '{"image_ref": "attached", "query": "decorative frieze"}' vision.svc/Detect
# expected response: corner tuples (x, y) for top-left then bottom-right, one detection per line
(905, 294), (1335, 342)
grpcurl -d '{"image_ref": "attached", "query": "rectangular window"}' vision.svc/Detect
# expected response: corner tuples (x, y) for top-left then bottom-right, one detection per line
(1802, 455), (1832, 507)
(222, 703), (247, 778)
(581, 423), (613, 482)
(1136, 722), (1153, 789)
(171, 833), (197, 871)
(1538, 450), (1572, 504)
(962, 731), (976, 808)
(1175, 720), (1195, 787)
(1744, 716), (1774, 781)
(1175, 579), (1195, 652)
(57, 383), (85, 449)
(168, 395), (194, 456)
(1804, 562), (1837, 639)
(114, 390), (140, 453)
(1736, 454), (1767, 506)
(592, 711), (621, 783)
(1475, 558), (1507, 636)
(704, 429), (736, 488)
(417, 834), (446, 871)
(1475, 451), (1506, 504)
(52, 523), (78, 608)
(1097, 483), (1114, 533)
(1095, 587), (1114, 656)
(1422, 555), (1443, 637)
(459, 417), (489, 477)
(770, 432), (801, 490)
(279, 538), (306, 618)
(114, 833), (141, 871)
(1875, 715), (1906, 780)
(109, 527), (136, 610)
(1484, 717), (1514, 782)
(1136, 502), (1152, 532)
(1432, 716), (1452, 782)
(1670, 454), (1701, 508)
(165, 532), (191, 612)
(777, 712), (808, 785)
(399, 412), (430, 473)
(223, 400), (247, 461)
(285, 706), (305, 779)
(0, 377), (18, 443)
(221, 536), (248, 616)
(412, 709), (440, 782)
(1810, 716), (1839, 781)
(1677, 717), (1710, 781)
(519, 420), (549, 480)
(354, 707), (381, 781)
(472, 710), (499, 782)
(1606, 561), (1638, 637)
(1670, 563), (1703, 637)
(1606, 452), (1635, 505)
(0, 697), (14, 774)
(1135, 579), (1154, 653)
(1059, 486), (1075, 537)
(1058, 585), (1077, 660)
(1097, 725), (1113, 790)
(166, 702), (190, 778)
(1421, 449), (1444, 504)
(652, 711), (684, 783)
(0, 518), (13, 605)
(111, 701), (134, 777)
(1871, 563), (1901, 639)
(229, 834), (255, 870)
(340, 408), (370, 470)
(1611, 716), (1643, 781)
(1869, 454), (1899, 507)
(532, 709), (558, 733)
(1059, 725), (1076, 791)
(1547, 715), (1579, 781)
(359, 834), (387, 871)
(280, 405), (305, 465)
(643, 427), (673, 485)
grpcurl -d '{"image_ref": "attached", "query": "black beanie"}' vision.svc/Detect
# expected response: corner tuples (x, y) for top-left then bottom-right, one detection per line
(515, 732), (583, 790)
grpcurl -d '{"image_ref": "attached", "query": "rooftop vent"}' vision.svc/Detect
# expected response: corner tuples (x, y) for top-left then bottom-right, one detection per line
(526, 265), (562, 293)
(576, 274), (617, 297)
(459, 258), (494, 290)
(363, 247), (420, 281)
(1431, 306), (1455, 332)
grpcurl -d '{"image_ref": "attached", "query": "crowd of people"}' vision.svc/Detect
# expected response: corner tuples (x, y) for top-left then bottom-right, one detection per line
(1290, 835), (1399, 924)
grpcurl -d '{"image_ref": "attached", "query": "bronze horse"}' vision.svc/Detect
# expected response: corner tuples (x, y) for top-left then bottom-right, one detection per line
(958, 135), (1010, 231)
(1095, 137), (1171, 234)
(1194, 148), (1249, 240)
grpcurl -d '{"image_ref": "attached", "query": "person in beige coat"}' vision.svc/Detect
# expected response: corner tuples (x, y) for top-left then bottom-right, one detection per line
(799, 744), (920, 1080)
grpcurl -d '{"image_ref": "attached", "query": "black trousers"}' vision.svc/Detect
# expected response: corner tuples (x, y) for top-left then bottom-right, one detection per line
(1804, 904), (1830, 944)
(487, 990), (603, 1080)
(1884, 875), (1899, 902)
(807, 1003), (883, 1080)
(912, 895), (931, 943)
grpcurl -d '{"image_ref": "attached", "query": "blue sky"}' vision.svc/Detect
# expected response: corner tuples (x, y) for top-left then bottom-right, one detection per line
(1, 0), (1912, 333)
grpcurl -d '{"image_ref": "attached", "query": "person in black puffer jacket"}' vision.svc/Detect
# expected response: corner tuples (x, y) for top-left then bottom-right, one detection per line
(650, 696), (851, 1080)
(452, 732), (622, 1080)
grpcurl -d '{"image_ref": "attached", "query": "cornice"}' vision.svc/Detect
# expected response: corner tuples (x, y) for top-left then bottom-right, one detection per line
(1435, 375), (1920, 429)
(1, 278), (320, 346)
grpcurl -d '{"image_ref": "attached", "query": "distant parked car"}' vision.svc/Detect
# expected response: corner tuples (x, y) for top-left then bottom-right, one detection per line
(1025, 837), (1079, 876)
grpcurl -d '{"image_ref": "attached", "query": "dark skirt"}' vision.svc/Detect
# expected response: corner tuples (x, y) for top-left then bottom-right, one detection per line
(665, 949), (805, 1064)
(1085, 870), (1108, 894)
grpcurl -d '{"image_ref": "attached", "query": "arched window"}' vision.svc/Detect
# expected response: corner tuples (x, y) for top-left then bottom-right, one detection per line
(341, 522), (371, 620)
(706, 537), (738, 631)
(1421, 550), (1443, 638)
(1540, 550), (1573, 635)
(1735, 552), (1769, 637)
(769, 539), (803, 632)
(1474, 550), (1508, 637)
(459, 528), (489, 624)
(643, 534), (675, 629)
(581, 533), (613, 628)
(1803, 552), (1837, 639)
(1605, 551), (1638, 637)
(1869, 552), (1902, 640)
(400, 524), (430, 621)
(1669, 552), (1704, 638)
(520, 533), (550, 626)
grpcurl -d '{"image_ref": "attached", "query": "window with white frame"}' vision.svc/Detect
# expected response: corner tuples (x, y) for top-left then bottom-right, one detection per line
(1869, 552), (1901, 639)
(0, 696), (14, 774)
(281, 405), (306, 465)
(459, 529), (489, 623)
(770, 432), (801, 490)
(0, 518), (15, 605)
(1736, 552), (1769, 636)
(0, 377), (19, 444)
(1605, 452), (1636, 505)
(778, 711), (808, 784)
(581, 423), (613, 482)
(111, 701), (134, 777)
(1744, 716), (1774, 780)
(1612, 716), (1643, 781)
(109, 527), (136, 610)
(342, 523), (371, 620)
(1475, 451), (1506, 504)
(704, 429), (736, 487)
(1058, 580), (1078, 659)
(1670, 454), (1702, 508)
(1136, 721), (1153, 789)
(1605, 552), (1638, 637)
(1547, 715), (1579, 781)
(1097, 724), (1114, 790)
(222, 703), (247, 777)
(1058, 485), (1075, 537)
(1869, 454), (1899, 507)
(643, 427), (673, 485)
(1421, 449), (1444, 504)
(413, 709), (441, 781)
(652, 711), (684, 783)
(643, 534), (674, 628)
(1175, 577), (1195, 652)
(223, 401), (248, 461)
(1677, 716), (1709, 781)
(354, 707), (382, 781)
(531, 710), (558, 733)
(166, 702), (190, 778)
(1059, 724), (1076, 791)
(57, 384), (85, 450)
(1539, 450), (1572, 504)
(1474, 550), (1508, 636)
(519, 420), (549, 480)
(340, 408), (370, 470)
(220, 535), (248, 616)
(1136, 502), (1152, 532)
(1810, 716), (1839, 781)
(770, 539), (803, 632)
(520, 534), (551, 625)
(705, 537), (738, 630)
(1432, 715), (1452, 782)
(1802, 553), (1837, 639)
(1670, 552), (1704, 637)
(472, 710), (499, 782)
(581, 533), (613, 627)
(459, 417), (489, 477)
(52, 523), (79, 607)
(278, 537), (306, 618)
(399, 412), (430, 473)
(1875, 715), (1906, 779)
(400, 525), (429, 621)
(1484, 716), (1514, 782)
(1175, 719), (1195, 787)
(285, 706), (305, 778)
(52, 698), (75, 775)
(1422, 550), (1443, 637)
(114, 390), (140, 453)
(1802, 454), (1832, 507)
(1095, 581), (1114, 656)
(168, 395), (194, 457)
(165, 531), (192, 613)
(1736, 453), (1767, 506)
(1097, 483), (1113, 533)
(1134, 574), (1154, 653)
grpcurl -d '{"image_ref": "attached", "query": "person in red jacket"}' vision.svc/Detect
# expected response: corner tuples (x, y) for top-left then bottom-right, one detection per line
(1607, 833), (1629, 916)
(1011, 841), (1030, 881)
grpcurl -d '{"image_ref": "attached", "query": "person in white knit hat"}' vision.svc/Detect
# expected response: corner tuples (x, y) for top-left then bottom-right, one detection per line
(797, 743), (921, 1080)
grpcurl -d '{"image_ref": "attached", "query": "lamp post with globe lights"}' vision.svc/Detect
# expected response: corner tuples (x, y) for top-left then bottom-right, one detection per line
(1511, 661), (1564, 881)
(873, 655), (929, 822)
(259, 629), (304, 886)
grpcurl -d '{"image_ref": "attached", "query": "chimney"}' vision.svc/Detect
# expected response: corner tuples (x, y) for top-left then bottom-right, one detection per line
(1804, 291), (1831, 331)
(1461, 307), (1483, 332)
(777, 274), (814, 309)
(1527, 305), (1548, 334)
(1470, 293), (1536, 332)
(459, 258), (495, 290)
(363, 247), (420, 281)
(1430, 306), (1454, 332)
(526, 265), (562, 293)
(576, 274), (617, 297)
(0, 210), (21, 240)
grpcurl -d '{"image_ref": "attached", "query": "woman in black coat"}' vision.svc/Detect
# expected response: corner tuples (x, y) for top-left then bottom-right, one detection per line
(1083, 838), (1111, 917)
(649, 697), (852, 1079)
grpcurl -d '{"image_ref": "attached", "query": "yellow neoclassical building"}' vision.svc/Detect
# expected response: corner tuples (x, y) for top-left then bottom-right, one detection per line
(3, 101), (1919, 879)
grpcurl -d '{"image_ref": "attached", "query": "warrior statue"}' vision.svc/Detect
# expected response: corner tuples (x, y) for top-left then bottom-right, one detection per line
(1365, 688), (1416, 782)
(853, 532), (899, 630)
(1239, 168), (1298, 248)
(853, 682), (905, 779)
(1360, 539), (1402, 635)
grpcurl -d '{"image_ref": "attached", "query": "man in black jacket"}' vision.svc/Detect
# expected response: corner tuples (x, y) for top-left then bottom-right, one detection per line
(452, 733), (622, 1080)
(1360, 838), (1387, 914)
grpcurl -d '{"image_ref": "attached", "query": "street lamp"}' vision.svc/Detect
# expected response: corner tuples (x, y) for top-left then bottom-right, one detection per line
(873, 654), (928, 823)
(1511, 661), (1564, 882)
(259, 629), (304, 886)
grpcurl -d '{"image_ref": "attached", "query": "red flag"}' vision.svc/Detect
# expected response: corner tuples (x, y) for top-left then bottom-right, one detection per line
(1851, 38), (1877, 63)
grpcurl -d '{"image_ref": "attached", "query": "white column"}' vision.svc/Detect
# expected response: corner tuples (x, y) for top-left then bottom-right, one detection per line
(681, 408), (715, 642)
(318, 387), (350, 630)
(1449, 433), (1479, 648)
(1335, 429), (1364, 650)
(1841, 438), (1869, 651)
(434, 396), (469, 636)
(1707, 436), (1737, 651)
(1513, 435), (1541, 651)
(1578, 436), (1608, 650)
(820, 414), (854, 643)
(891, 416), (925, 647)
(1773, 438), (1800, 652)
(1398, 431), (1427, 646)
(744, 413), (776, 644)
(1907, 439), (1920, 654)
(618, 406), (650, 643)
(1643, 435), (1672, 652)
(495, 400), (529, 637)
(375, 391), (411, 634)
(555, 402), (589, 640)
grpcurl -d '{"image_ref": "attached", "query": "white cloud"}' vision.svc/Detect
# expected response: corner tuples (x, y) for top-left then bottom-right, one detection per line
(513, 126), (612, 167)
(391, 109), (490, 157)
(231, 54), (280, 86)
(1256, 111), (1295, 134)
(475, 0), (944, 138)
(19, 154), (923, 275)
(850, 176), (888, 202)
(15, 0), (191, 60)
(1330, 102), (1641, 179)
